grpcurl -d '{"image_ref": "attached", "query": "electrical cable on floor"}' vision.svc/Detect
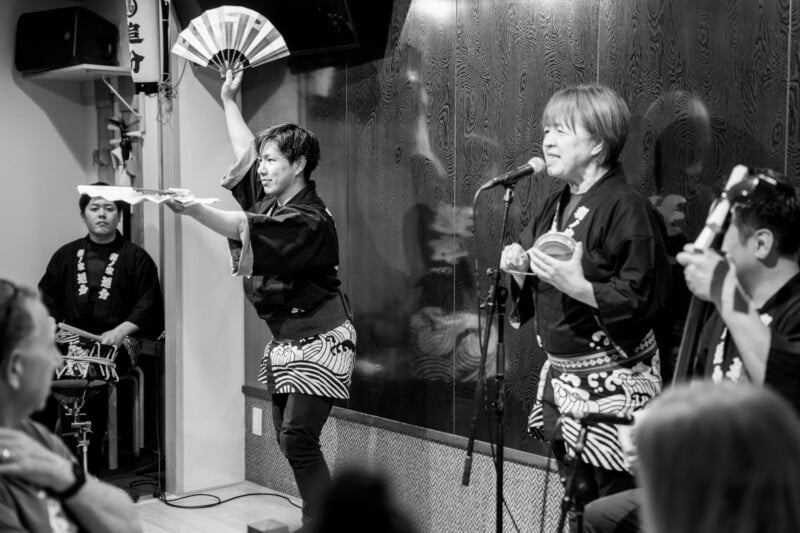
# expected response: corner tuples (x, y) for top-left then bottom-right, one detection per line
(158, 491), (302, 510)
(136, 354), (301, 511)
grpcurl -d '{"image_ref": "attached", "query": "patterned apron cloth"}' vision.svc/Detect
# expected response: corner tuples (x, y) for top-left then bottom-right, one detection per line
(528, 330), (662, 472)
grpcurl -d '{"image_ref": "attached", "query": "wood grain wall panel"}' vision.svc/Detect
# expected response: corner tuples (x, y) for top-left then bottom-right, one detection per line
(599, 0), (790, 381)
(344, 0), (458, 431)
(600, 0), (790, 242)
(788, 0), (800, 184)
(454, 0), (599, 453)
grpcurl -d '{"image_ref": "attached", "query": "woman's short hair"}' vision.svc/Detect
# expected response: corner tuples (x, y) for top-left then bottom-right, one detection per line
(542, 84), (631, 165)
(0, 280), (37, 367)
(636, 381), (800, 533)
(78, 182), (126, 214)
(256, 123), (321, 180)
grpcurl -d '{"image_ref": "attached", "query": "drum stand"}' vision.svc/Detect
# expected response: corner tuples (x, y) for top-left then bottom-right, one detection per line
(54, 326), (120, 473)
(54, 388), (94, 472)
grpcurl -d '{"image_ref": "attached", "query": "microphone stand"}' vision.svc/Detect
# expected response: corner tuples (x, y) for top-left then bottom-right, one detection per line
(462, 184), (515, 533)
(557, 421), (590, 533)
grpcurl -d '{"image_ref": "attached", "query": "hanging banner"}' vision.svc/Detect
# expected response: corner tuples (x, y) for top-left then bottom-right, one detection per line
(125, 0), (161, 94)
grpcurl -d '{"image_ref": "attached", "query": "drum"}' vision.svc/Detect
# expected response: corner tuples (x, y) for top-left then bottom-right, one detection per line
(533, 231), (576, 261)
(54, 323), (119, 383)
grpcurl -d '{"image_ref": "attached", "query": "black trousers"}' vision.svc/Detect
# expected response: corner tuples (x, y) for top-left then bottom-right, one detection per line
(583, 488), (642, 533)
(271, 393), (334, 525)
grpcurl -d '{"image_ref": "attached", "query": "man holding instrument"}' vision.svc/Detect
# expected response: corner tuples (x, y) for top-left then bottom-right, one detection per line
(584, 167), (800, 533)
(679, 168), (800, 404)
(37, 183), (164, 471)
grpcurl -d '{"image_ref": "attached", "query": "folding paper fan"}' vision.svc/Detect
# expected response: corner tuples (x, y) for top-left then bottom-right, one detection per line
(77, 185), (219, 206)
(171, 5), (290, 76)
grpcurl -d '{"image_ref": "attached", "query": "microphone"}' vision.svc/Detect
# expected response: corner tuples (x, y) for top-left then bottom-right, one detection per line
(477, 157), (546, 192)
(563, 410), (635, 426)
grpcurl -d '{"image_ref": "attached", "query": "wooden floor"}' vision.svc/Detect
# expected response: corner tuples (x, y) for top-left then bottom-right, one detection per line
(136, 481), (303, 533)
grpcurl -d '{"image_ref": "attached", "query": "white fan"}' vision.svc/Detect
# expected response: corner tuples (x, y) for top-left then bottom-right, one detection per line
(171, 6), (290, 75)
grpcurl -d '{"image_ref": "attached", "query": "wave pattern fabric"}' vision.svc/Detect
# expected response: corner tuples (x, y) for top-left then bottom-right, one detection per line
(258, 321), (356, 399)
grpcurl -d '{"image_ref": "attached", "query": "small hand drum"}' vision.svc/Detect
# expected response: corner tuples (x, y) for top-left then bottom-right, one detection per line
(532, 231), (576, 261)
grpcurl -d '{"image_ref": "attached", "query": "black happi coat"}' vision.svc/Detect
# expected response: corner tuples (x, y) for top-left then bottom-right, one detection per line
(223, 142), (349, 342)
(697, 272), (800, 414)
(38, 232), (164, 338)
(513, 165), (671, 356)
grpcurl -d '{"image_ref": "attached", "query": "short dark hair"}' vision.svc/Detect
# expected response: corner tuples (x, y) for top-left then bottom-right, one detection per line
(256, 123), (321, 179)
(78, 182), (126, 214)
(542, 84), (631, 165)
(732, 168), (800, 256)
(0, 280), (36, 367)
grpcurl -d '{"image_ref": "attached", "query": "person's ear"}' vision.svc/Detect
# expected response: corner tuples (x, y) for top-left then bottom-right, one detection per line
(293, 156), (307, 178)
(753, 228), (775, 260)
(2, 352), (23, 390)
(591, 139), (605, 160)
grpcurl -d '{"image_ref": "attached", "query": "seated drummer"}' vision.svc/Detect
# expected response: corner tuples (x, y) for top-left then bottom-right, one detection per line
(35, 183), (164, 471)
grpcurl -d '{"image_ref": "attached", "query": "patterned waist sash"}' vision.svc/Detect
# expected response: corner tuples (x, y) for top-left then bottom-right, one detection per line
(529, 330), (662, 472)
(546, 331), (657, 373)
(258, 320), (356, 399)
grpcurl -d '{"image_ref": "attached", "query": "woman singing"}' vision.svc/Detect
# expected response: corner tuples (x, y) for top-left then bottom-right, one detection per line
(500, 84), (671, 510)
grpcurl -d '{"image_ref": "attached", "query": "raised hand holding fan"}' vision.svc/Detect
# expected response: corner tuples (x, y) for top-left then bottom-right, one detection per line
(171, 6), (289, 76)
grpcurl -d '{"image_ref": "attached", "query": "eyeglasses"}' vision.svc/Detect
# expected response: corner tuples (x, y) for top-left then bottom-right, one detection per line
(0, 280), (19, 352)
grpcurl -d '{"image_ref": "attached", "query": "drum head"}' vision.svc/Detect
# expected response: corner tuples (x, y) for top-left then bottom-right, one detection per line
(533, 232), (575, 260)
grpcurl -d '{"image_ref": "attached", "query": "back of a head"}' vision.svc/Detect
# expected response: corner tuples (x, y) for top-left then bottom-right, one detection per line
(542, 83), (631, 165)
(636, 381), (800, 533)
(312, 468), (416, 533)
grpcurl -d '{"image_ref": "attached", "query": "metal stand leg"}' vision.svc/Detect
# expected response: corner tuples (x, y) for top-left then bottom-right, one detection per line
(108, 383), (118, 470)
(62, 396), (93, 472)
(557, 424), (591, 533)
